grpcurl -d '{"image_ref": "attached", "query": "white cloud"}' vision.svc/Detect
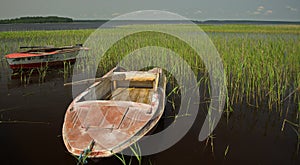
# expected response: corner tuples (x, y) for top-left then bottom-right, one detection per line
(286, 6), (298, 12)
(257, 6), (265, 11)
(249, 5), (273, 15)
(264, 10), (273, 15)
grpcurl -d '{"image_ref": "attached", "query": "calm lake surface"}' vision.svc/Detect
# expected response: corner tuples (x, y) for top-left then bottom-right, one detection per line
(0, 21), (195, 31)
(0, 24), (299, 164)
(0, 22), (107, 31)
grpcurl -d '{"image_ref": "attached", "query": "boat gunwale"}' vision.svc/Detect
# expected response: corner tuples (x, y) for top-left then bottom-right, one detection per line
(5, 49), (81, 59)
(5, 46), (88, 59)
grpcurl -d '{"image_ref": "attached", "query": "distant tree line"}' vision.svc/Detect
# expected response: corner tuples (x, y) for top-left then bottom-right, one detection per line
(0, 16), (73, 24)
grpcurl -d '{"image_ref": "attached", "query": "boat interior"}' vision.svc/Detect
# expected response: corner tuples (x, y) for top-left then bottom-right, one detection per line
(80, 69), (160, 105)
(19, 45), (82, 54)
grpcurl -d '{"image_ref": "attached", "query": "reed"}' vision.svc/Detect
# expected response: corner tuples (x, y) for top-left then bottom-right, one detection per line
(114, 142), (142, 165)
(129, 143), (142, 165)
(224, 145), (230, 159)
(0, 120), (50, 125)
(0, 25), (298, 108)
(114, 153), (131, 165)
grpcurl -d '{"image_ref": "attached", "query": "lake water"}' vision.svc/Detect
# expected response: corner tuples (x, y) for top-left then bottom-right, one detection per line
(0, 21), (194, 31)
(0, 22), (107, 31)
(0, 60), (299, 165)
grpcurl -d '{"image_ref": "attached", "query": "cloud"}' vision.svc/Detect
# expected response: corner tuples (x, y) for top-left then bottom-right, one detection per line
(286, 6), (298, 12)
(257, 6), (265, 11)
(264, 10), (272, 15)
(249, 5), (273, 15)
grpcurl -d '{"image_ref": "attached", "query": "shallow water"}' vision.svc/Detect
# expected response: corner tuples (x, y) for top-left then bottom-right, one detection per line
(0, 57), (299, 165)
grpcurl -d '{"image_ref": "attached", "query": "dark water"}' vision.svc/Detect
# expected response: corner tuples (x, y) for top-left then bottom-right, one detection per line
(0, 21), (192, 32)
(0, 57), (299, 165)
(1, 20), (299, 32)
(0, 22), (106, 32)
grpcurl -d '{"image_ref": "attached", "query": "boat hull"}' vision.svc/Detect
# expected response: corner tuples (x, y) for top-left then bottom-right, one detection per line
(5, 45), (85, 70)
(8, 58), (76, 69)
(62, 67), (166, 157)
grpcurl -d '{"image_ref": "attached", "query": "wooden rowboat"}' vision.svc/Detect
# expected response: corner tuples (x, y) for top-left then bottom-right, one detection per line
(62, 67), (166, 157)
(5, 44), (87, 69)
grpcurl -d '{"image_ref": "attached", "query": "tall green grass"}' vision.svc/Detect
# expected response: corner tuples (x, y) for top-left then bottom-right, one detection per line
(0, 25), (299, 110)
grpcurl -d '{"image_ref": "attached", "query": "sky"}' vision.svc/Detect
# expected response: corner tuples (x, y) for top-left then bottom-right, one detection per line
(0, 0), (299, 21)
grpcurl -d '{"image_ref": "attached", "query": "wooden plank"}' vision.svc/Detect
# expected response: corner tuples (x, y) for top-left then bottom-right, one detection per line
(130, 88), (140, 102)
(154, 73), (159, 91)
(111, 88), (153, 104)
(116, 80), (153, 88)
(136, 89), (146, 103)
(112, 80), (117, 90)
(83, 78), (111, 100)
(112, 72), (156, 81)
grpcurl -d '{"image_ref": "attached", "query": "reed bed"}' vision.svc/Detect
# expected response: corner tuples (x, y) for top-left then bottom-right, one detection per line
(212, 32), (299, 109)
(0, 24), (299, 110)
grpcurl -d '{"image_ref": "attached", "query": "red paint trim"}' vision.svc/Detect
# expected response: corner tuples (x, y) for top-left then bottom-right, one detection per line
(5, 52), (58, 58)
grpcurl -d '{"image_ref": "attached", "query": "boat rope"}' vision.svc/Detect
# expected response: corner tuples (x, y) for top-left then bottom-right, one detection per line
(77, 140), (95, 165)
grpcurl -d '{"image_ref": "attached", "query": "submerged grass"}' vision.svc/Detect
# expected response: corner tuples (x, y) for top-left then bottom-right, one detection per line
(0, 120), (50, 125)
(114, 142), (144, 165)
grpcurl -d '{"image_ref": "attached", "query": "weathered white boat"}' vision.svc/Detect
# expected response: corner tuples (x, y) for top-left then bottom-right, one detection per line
(5, 44), (87, 69)
(62, 67), (166, 157)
